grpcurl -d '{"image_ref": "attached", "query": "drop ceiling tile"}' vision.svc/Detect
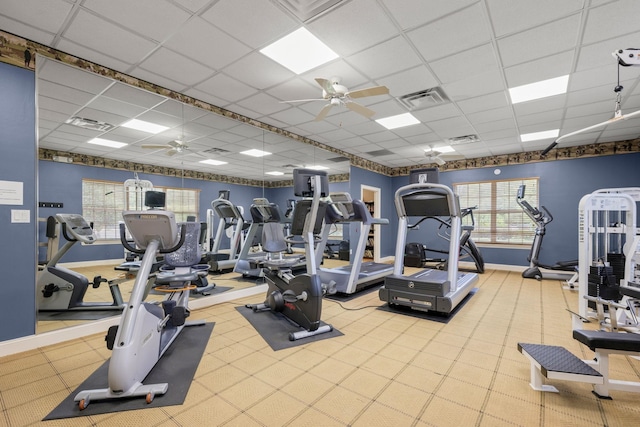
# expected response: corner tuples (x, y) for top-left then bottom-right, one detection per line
(382, 0), (477, 31)
(101, 83), (167, 109)
(171, 0), (211, 13)
(442, 69), (505, 101)
(195, 73), (257, 103)
(1, 0), (73, 34)
(54, 38), (132, 73)
(512, 95), (566, 116)
(0, 18), (57, 47)
(377, 66), (440, 99)
(307, 0), (398, 57)
(73, 107), (128, 127)
(202, 0), (298, 48)
(223, 52), (295, 90)
(37, 80), (96, 107)
(138, 47), (215, 87)
(487, 0), (585, 38)
(407, 3), (491, 61)
(37, 59), (114, 95)
(164, 17), (251, 71)
(346, 36), (422, 80)
(86, 96), (148, 120)
(82, 0), (191, 42)
(62, 9), (157, 64)
(503, 51), (574, 88)
(430, 43), (499, 84)
(128, 68), (187, 94)
(412, 103), (464, 123)
(497, 14), (582, 67)
(474, 119), (517, 135)
(456, 92), (510, 115)
(467, 107), (514, 125)
(38, 96), (81, 116)
(582, 0), (640, 44)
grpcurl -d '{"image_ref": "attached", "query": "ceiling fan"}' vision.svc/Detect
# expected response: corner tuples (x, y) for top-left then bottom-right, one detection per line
(141, 139), (204, 157)
(424, 146), (463, 166)
(283, 77), (389, 121)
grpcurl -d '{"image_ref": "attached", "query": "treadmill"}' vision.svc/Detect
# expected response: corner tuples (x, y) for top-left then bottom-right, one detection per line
(205, 194), (246, 273)
(379, 170), (478, 314)
(318, 192), (393, 294)
(234, 198), (304, 277)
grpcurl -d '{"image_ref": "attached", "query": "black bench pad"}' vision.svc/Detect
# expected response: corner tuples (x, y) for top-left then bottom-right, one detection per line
(573, 329), (640, 352)
(518, 343), (601, 377)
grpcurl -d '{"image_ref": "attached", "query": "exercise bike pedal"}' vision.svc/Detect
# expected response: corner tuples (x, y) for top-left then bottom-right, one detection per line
(42, 283), (60, 297)
(171, 306), (187, 327)
(92, 275), (107, 289)
(105, 325), (118, 350)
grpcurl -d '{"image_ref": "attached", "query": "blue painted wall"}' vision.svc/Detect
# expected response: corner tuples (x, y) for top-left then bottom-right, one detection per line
(391, 154), (640, 267)
(0, 62), (37, 340)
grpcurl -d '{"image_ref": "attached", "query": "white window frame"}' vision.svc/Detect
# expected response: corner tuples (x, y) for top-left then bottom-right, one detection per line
(453, 177), (539, 246)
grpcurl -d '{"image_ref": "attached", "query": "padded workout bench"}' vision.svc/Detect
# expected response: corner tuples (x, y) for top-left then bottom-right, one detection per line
(519, 330), (640, 398)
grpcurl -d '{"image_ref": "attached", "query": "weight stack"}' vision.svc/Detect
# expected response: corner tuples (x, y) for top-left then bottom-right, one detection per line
(587, 264), (619, 310)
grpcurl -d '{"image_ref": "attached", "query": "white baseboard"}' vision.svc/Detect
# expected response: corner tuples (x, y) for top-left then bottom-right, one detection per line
(0, 285), (266, 358)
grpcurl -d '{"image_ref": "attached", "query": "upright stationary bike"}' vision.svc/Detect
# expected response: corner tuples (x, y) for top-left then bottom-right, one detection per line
(37, 213), (125, 312)
(74, 207), (206, 409)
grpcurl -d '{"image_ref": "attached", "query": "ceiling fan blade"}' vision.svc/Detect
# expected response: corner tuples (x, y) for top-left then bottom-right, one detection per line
(314, 104), (333, 121)
(166, 148), (179, 156)
(315, 78), (335, 95)
(280, 98), (326, 103)
(345, 101), (375, 118)
(347, 85), (389, 99)
(141, 144), (170, 149)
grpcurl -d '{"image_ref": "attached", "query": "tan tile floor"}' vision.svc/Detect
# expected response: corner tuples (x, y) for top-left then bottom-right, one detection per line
(3, 267), (640, 426)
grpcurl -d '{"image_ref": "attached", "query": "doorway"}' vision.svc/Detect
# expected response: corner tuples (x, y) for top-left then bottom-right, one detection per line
(361, 185), (381, 262)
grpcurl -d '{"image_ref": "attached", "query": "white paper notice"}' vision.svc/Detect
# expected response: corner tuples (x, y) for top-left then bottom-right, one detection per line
(0, 180), (24, 205)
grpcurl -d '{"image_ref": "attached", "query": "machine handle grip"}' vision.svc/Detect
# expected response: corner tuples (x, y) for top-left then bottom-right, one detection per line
(119, 223), (187, 254)
(540, 206), (553, 223)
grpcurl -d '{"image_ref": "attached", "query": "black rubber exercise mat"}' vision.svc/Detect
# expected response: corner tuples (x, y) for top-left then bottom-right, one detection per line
(44, 322), (214, 420)
(236, 305), (342, 351)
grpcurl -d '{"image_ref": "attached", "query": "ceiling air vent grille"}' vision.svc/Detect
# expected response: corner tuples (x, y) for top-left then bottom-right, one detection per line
(446, 134), (480, 145)
(397, 87), (449, 110)
(276, 0), (347, 22)
(203, 147), (230, 154)
(65, 116), (114, 132)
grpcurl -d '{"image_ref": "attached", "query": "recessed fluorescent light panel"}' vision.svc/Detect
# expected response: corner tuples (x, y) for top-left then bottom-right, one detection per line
(427, 145), (455, 153)
(266, 171), (284, 176)
(121, 119), (169, 134)
(260, 27), (338, 74)
(520, 129), (560, 142)
(307, 165), (328, 170)
(87, 138), (127, 148)
(375, 113), (420, 130)
(241, 149), (272, 157)
(199, 159), (228, 166)
(508, 75), (569, 104)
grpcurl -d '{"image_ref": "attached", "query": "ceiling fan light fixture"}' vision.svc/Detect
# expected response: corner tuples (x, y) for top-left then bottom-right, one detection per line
(260, 27), (338, 74)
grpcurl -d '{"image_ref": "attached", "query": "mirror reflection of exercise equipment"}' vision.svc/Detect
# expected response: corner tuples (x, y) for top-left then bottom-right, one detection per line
(205, 190), (247, 273)
(36, 213), (125, 312)
(516, 184), (578, 281)
(380, 170), (479, 314)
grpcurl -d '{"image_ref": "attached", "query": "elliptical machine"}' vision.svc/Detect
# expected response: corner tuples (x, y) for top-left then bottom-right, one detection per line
(36, 213), (125, 312)
(517, 184), (578, 281)
(247, 168), (334, 341)
(74, 202), (206, 409)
